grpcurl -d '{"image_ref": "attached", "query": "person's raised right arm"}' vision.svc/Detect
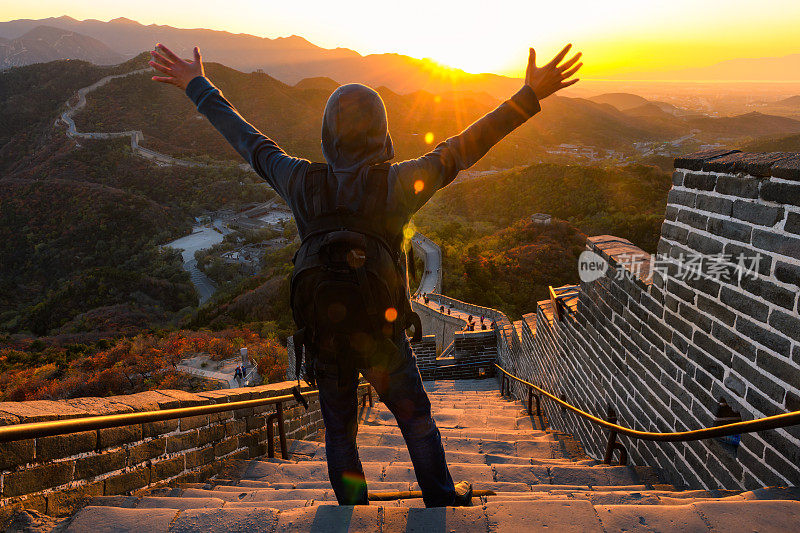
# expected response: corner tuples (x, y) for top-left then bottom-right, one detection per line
(150, 44), (305, 202)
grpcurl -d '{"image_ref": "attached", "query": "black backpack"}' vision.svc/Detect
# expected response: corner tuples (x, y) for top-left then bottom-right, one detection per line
(290, 163), (421, 387)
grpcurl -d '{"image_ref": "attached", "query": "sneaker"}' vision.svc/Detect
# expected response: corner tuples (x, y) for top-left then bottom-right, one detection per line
(452, 481), (473, 507)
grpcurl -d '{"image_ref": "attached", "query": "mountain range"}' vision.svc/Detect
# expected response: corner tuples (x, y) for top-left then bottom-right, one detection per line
(3, 16), (798, 98)
(0, 16), (520, 98)
(0, 25), (122, 69)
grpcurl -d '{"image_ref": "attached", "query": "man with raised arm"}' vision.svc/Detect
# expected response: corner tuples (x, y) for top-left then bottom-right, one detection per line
(150, 43), (581, 507)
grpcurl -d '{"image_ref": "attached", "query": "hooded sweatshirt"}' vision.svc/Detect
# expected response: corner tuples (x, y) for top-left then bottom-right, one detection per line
(185, 76), (540, 238)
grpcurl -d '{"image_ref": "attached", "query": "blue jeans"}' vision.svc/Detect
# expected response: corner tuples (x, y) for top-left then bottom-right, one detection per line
(315, 336), (456, 507)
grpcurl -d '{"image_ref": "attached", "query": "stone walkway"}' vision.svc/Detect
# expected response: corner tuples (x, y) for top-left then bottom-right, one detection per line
(58, 379), (800, 532)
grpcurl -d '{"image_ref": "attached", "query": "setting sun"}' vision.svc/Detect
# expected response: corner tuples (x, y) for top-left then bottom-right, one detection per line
(4, 0), (800, 80)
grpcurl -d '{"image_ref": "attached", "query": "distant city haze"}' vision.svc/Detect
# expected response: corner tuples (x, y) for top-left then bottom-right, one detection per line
(3, 0), (800, 81)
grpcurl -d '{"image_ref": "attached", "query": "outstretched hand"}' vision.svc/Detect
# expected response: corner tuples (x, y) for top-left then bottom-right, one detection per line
(525, 44), (582, 100)
(149, 44), (204, 90)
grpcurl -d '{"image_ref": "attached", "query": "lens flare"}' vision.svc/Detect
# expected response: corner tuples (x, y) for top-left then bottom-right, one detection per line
(384, 307), (398, 322)
(413, 180), (425, 194)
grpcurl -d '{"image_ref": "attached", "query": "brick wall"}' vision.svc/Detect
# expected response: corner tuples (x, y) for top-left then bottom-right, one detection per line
(0, 380), (339, 521)
(502, 150), (800, 490)
(412, 299), (466, 351)
(412, 335), (438, 378)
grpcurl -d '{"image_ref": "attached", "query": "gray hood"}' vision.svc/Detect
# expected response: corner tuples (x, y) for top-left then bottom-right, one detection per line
(321, 83), (394, 173)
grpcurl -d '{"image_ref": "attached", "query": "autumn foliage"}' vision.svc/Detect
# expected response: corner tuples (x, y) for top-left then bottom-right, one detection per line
(0, 327), (286, 401)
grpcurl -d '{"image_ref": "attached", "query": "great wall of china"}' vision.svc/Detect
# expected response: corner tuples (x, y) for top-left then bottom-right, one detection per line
(1, 70), (799, 530)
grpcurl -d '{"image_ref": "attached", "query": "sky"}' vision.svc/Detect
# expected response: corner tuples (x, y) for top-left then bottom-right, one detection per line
(2, 0), (799, 78)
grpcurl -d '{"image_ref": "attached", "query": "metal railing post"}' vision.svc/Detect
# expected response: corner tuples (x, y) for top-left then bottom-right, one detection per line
(276, 402), (288, 460)
(527, 387), (533, 416)
(603, 408), (628, 465)
(266, 410), (278, 459)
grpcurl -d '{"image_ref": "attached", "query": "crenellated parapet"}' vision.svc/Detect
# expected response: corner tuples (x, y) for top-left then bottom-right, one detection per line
(0, 381), (336, 521)
(508, 150), (800, 490)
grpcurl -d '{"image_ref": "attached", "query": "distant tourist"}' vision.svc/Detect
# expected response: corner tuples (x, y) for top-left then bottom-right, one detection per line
(149, 40), (581, 508)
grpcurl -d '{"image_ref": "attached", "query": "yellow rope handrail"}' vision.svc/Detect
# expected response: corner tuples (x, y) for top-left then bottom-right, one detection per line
(495, 364), (800, 442)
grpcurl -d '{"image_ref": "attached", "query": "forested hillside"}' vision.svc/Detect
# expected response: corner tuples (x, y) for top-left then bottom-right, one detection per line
(407, 161), (671, 317)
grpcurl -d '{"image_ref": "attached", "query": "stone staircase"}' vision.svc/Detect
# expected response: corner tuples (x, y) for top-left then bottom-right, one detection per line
(51, 380), (799, 532)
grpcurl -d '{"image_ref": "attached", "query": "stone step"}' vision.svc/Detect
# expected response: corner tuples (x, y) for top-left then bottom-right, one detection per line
(230, 459), (645, 486)
(354, 425), (550, 440)
(65, 499), (800, 532)
(361, 412), (538, 431)
(290, 441), (561, 462)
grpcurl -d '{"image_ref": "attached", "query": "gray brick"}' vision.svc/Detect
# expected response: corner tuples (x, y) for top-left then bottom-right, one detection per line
(687, 345), (725, 381)
(736, 316), (792, 355)
(687, 232), (724, 256)
(693, 330), (733, 367)
(775, 261), (800, 287)
(707, 217), (752, 243)
(751, 229), (800, 260)
(761, 181), (800, 207)
(716, 175), (759, 198)
(661, 221), (689, 244)
(787, 391), (800, 412)
(723, 373), (746, 397)
(684, 172), (718, 190)
(740, 276), (795, 310)
(667, 279), (695, 303)
(680, 302), (713, 333)
(672, 170), (685, 186)
(668, 189), (697, 208)
(732, 200), (785, 227)
(756, 350), (800, 391)
(746, 386), (784, 417)
(720, 286), (769, 322)
(785, 212), (800, 235)
(678, 210), (709, 230)
(664, 206), (679, 221)
(696, 294), (735, 326)
(683, 274), (721, 299)
(723, 243), (773, 276)
(711, 321), (758, 361)
(696, 193), (733, 216)
(732, 356), (786, 404)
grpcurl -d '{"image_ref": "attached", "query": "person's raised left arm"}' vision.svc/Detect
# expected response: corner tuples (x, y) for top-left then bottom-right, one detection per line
(391, 44), (582, 214)
(149, 44), (306, 202)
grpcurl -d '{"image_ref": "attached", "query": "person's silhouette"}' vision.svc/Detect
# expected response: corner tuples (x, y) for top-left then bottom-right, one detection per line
(150, 42), (581, 507)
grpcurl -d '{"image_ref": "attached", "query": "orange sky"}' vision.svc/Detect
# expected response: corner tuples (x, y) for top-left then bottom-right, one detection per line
(3, 0), (799, 78)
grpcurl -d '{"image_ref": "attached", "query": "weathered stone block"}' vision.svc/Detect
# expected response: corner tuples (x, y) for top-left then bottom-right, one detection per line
(197, 424), (225, 446)
(46, 480), (104, 516)
(74, 449), (126, 479)
(707, 217), (752, 243)
(0, 439), (34, 471)
(716, 175), (759, 198)
(37, 430), (97, 462)
(185, 447), (215, 469)
(127, 437), (167, 466)
(214, 437), (239, 457)
(104, 466), (150, 495)
(141, 419), (179, 438)
(179, 415), (209, 431)
(98, 425), (142, 449)
(151, 455), (185, 482)
(761, 181), (800, 207)
(167, 431), (198, 453)
(3, 461), (73, 497)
